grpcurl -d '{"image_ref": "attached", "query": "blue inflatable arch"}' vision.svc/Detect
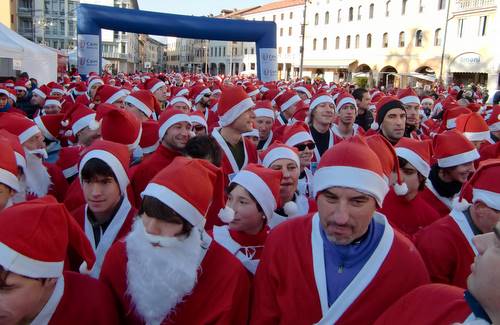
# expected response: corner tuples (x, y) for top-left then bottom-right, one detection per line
(77, 4), (277, 81)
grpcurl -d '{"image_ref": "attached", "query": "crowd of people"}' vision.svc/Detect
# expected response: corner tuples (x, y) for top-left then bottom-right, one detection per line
(0, 69), (498, 324)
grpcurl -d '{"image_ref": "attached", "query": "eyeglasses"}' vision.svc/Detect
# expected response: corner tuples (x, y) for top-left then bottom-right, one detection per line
(295, 142), (316, 151)
(203, 94), (211, 98)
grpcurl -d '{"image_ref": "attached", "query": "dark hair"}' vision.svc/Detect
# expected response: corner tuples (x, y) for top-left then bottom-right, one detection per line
(226, 182), (264, 214)
(80, 158), (118, 183)
(352, 88), (368, 101)
(139, 195), (193, 236)
(398, 157), (426, 191)
(185, 135), (222, 167)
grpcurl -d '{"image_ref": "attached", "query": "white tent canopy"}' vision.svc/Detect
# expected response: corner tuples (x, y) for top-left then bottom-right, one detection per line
(0, 23), (57, 84)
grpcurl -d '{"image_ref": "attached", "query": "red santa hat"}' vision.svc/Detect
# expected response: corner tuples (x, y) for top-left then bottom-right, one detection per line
(220, 164), (282, 222)
(79, 140), (130, 195)
(141, 156), (225, 228)
(96, 85), (128, 105)
(0, 141), (20, 192)
(158, 108), (191, 139)
(275, 90), (301, 113)
(335, 92), (358, 114)
(144, 78), (166, 94)
(169, 96), (192, 109)
(313, 136), (389, 206)
(170, 86), (189, 98)
(442, 105), (472, 130)
(43, 95), (62, 108)
(421, 96), (434, 106)
(397, 87), (420, 105)
(50, 84), (65, 96)
(259, 142), (300, 170)
(14, 79), (28, 92)
(72, 82), (87, 96)
(189, 85), (211, 105)
(365, 134), (408, 195)
(244, 84), (260, 98)
(124, 90), (156, 118)
(139, 120), (160, 155)
(33, 113), (64, 141)
(254, 100), (275, 120)
(0, 129), (26, 170)
(56, 145), (84, 179)
(309, 91), (335, 112)
(395, 138), (432, 178)
(0, 114), (40, 144)
(455, 159), (500, 211)
(100, 108), (142, 150)
(61, 104), (96, 136)
(433, 130), (479, 168)
(32, 85), (51, 100)
(4, 79), (14, 88)
(293, 84), (314, 99)
(189, 111), (208, 130)
(487, 105), (500, 132)
(217, 86), (255, 127)
(87, 76), (104, 90)
(455, 112), (491, 142)
(0, 196), (95, 278)
(282, 122), (314, 147)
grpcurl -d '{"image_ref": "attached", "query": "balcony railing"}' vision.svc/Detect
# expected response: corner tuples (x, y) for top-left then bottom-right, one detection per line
(454, 0), (496, 11)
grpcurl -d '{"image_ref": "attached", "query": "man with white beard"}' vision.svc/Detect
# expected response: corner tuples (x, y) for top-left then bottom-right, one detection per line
(0, 114), (68, 201)
(100, 157), (251, 325)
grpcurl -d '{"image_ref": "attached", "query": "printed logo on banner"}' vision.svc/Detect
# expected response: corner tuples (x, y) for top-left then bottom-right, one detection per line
(259, 48), (278, 82)
(78, 34), (100, 75)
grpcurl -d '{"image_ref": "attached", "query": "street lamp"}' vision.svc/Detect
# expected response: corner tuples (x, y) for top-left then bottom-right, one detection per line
(299, 0), (311, 79)
(438, 0), (452, 84)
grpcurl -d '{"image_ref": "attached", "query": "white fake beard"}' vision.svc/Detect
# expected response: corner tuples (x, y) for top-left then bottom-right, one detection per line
(125, 218), (202, 325)
(24, 151), (52, 197)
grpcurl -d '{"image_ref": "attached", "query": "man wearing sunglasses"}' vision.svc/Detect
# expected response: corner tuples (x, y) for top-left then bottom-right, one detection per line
(190, 85), (218, 132)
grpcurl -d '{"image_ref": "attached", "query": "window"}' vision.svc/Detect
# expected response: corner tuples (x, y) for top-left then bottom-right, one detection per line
(419, 0), (424, 12)
(289, 27), (292, 36)
(346, 35), (351, 49)
(325, 11), (330, 24)
(386, 1), (391, 16)
(399, 31), (405, 47)
(273, 15), (276, 21)
(369, 4), (374, 19)
(244, 48), (248, 55)
(434, 28), (442, 45)
(278, 47), (282, 54)
(287, 46), (291, 54)
(251, 48), (254, 54)
(281, 13), (284, 20)
(337, 9), (342, 23)
(223, 47), (226, 56)
(251, 63), (255, 69)
(458, 18), (464, 37)
(355, 34), (360, 48)
(367, 33), (372, 47)
(313, 38), (317, 50)
(315, 13), (319, 25)
(210, 47), (213, 56)
(335, 36), (340, 49)
(479, 16), (487, 36)
(290, 12), (293, 19)
(280, 28), (283, 36)
(402, 0), (407, 15)
(438, 0), (445, 10)
(323, 37), (328, 50)
(349, 7), (354, 21)
(358, 6), (362, 20)
(415, 30), (423, 46)
(382, 33), (389, 47)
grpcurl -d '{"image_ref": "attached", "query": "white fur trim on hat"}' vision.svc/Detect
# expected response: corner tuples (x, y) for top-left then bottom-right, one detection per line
(336, 97), (357, 113)
(43, 99), (61, 107)
(437, 148), (480, 168)
(18, 125), (41, 144)
(32, 88), (47, 99)
(79, 149), (129, 194)
(14, 86), (27, 92)
(0, 242), (63, 278)
(105, 89), (128, 104)
(232, 170), (277, 219)
(247, 89), (260, 97)
(190, 115), (208, 129)
(88, 78), (103, 89)
(261, 147), (300, 169)
(421, 98), (434, 105)
(473, 188), (500, 211)
(254, 108), (275, 120)
(124, 95), (153, 118)
(158, 114), (191, 139)
(0, 168), (20, 192)
(170, 96), (192, 108)
(128, 125), (142, 151)
(141, 142), (159, 155)
(446, 118), (457, 129)
(285, 132), (314, 147)
(294, 86), (312, 98)
(176, 88), (189, 97)
(62, 165), (78, 179)
(195, 88), (211, 104)
(141, 183), (204, 227)
(310, 95), (335, 111)
(280, 95), (301, 112)
(149, 81), (165, 94)
(242, 129), (259, 138)
(313, 166), (389, 207)
(73, 113), (96, 135)
(219, 97), (255, 127)
(463, 131), (492, 142)
(14, 152), (26, 170)
(395, 147), (430, 178)
(50, 88), (65, 96)
(400, 96), (420, 105)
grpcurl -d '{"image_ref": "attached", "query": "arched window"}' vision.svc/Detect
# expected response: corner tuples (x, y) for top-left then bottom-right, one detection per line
(382, 33), (389, 47)
(369, 3), (375, 19)
(434, 28), (442, 46)
(337, 9), (342, 23)
(402, 0), (407, 15)
(355, 34), (360, 48)
(323, 37), (328, 50)
(325, 11), (330, 24)
(399, 31), (405, 47)
(386, 0), (391, 16)
(313, 38), (317, 50)
(367, 33), (372, 47)
(314, 13), (319, 25)
(346, 35), (351, 49)
(335, 36), (340, 49)
(358, 5), (362, 20)
(415, 30), (423, 46)
(349, 7), (354, 21)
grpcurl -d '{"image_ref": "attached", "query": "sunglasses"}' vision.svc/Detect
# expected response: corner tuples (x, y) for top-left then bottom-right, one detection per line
(203, 94), (211, 97)
(193, 125), (206, 132)
(295, 142), (316, 151)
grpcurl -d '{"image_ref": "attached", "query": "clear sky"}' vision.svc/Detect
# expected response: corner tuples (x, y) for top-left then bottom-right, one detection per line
(137, 0), (269, 17)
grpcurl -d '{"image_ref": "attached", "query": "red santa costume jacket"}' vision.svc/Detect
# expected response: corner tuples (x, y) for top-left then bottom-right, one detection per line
(130, 144), (183, 207)
(69, 198), (137, 277)
(40, 271), (119, 325)
(380, 189), (441, 239)
(311, 129), (343, 163)
(100, 237), (251, 325)
(251, 212), (429, 325)
(26, 163), (68, 202)
(415, 209), (478, 289)
(330, 123), (365, 140)
(419, 179), (453, 217)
